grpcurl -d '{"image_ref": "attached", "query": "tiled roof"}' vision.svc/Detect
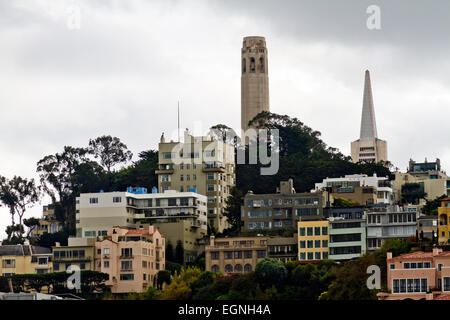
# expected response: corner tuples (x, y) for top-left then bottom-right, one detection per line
(389, 252), (434, 260)
(126, 229), (149, 235)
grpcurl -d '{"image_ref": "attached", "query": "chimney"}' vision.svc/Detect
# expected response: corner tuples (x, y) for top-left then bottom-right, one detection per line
(387, 252), (393, 260)
(433, 248), (442, 256)
(55, 242), (61, 247)
(210, 235), (215, 246)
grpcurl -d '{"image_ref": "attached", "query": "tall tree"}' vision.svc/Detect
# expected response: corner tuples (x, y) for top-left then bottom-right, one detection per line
(88, 135), (133, 173)
(223, 187), (244, 233)
(0, 176), (40, 237)
(175, 240), (184, 265)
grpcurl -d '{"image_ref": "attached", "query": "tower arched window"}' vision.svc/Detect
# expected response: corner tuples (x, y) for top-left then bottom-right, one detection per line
(244, 264), (252, 273)
(225, 264), (233, 273)
(242, 58), (246, 73)
(259, 57), (265, 73)
(250, 57), (256, 73)
(211, 265), (219, 273)
(234, 264), (243, 272)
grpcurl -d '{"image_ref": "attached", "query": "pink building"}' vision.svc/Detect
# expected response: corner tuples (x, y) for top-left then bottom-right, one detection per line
(95, 226), (165, 294)
(378, 248), (450, 300)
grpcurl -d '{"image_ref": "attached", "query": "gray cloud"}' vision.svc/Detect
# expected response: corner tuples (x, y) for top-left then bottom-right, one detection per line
(1, 0), (450, 239)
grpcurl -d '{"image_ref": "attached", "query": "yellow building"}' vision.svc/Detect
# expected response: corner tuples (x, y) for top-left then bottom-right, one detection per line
(297, 220), (329, 261)
(33, 204), (64, 237)
(52, 238), (96, 272)
(438, 197), (450, 244)
(0, 244), (52, 276)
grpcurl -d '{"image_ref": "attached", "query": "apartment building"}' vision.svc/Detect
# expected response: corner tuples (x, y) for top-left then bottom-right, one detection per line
(313, 174), (393, 205)
(156, 129), (235, 232)
(267, 235), (298, 263)
(417, 215), (438, 241)
(242, 179), (326, 232)
(438, 197), (450, 244)
(95, 226), (165, 294)
(33, 204), (64, 237)
(52, 238), (96, 272)
(76, 187), (207, 263)
(205, 235), (269, 274)
(0, 244), (52, 276)
(328, 216), (367, 261)
(378, 248), (450, 300)
(366, 205), (418, 251)
(298, 220), (329, 261)
(393, 158), (450, 202)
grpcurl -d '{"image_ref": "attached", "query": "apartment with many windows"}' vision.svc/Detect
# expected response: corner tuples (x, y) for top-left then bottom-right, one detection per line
(378, 248), (450, 300)
(297, 220), (329, 261)
(94, 226), (165, 294)
(242, 179), (326, 232)
(438, 197), (450, 244)
(76, 187), (207, 263)
(156, 129), (235, 233)
(0, 244), (52, 276)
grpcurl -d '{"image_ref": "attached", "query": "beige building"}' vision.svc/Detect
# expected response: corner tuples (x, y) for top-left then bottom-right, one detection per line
(298, 220), (330, 261)
(241, 36), (270, 133)
(393, 158), (450, 203)
(52, 238), (96, 272)
(156, 129), (235, 232)
(94, 226), (165, 294)
(205, 235), (269, 274)
(242, 179), (326, 232)
(76, 188), (207, 264)
(351, 70), (388, 163)
(0, 244), (52, 276)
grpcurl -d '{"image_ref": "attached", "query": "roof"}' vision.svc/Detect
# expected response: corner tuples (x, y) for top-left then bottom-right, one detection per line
(126, 229), (149, 235)
(389, 250), (450, 260)
(441, 197), (450, 202)
(0, 245), (51, 256)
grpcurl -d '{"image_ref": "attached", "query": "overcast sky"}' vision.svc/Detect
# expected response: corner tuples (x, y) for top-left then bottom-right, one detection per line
(1, 0), (450, 240)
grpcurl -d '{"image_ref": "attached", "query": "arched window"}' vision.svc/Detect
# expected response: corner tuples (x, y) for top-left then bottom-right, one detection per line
(225, 264), (233, 273)
(250, 57), (256, 73)
(234, 264), (243, 272)
(211, 265), (219, 273)
(242, 58), (246, 73)
(244, 264), (252, 273)
(259, 57), (265, 73)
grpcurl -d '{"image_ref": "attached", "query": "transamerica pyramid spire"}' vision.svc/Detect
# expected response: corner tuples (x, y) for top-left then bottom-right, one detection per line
(360, 70), (378, 141)
(351, 70), (388, 163)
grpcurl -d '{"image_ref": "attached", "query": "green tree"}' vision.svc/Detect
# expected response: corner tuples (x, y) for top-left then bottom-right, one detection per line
(223, 187), (243, 233)
(401, 183), (427, 205)
(423, 194), (447, 215)
(175, 240), (184, 265)
(254, 258), (287, 289)
(0, 176), (40, 237)
(165, 241), (174, 262)
(156, 270), (171, 290)
(88, 135), (133, 173)
(24, 217), (40, 238)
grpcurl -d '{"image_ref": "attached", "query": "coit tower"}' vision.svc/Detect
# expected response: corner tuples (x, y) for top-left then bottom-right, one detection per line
(241, 36), (270, 133)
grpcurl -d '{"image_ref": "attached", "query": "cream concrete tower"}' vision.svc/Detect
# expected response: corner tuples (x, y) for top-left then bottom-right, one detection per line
(351, 70), (388, 163)
(241, 36), (270, 133)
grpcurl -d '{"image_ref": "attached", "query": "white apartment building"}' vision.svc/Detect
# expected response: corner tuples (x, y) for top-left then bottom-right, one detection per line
(313, 173), (394, 205)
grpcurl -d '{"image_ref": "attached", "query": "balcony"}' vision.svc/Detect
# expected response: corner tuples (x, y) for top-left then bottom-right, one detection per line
(119, 255), (134, 259)
(155, 168), (174, 175)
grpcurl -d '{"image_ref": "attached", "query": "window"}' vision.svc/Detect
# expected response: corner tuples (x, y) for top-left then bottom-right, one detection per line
(113, 197), (122, 203)
(121, 261), (133, 270)
(211, 265), (219, 273)
(424, 262), (431, 268)
(314, 227), (321, 236)
(257, 250), (266, 258)
(211, 252), (219, 260)
(244, 251), (252, 259)
(322, 240), (328, 248)
(224, 251), (233, 259)
(307, 252), (314, 260)
(421, 278), (428, 292)
(307, 240), (313, 248)
(315, 252), (321, 260)
(400, 279), (406, 293)
(225, 265), (233, 273)
(250, 57), (255, 72)
(234, 251), (242, 259)
(104, 261), (109, 268)
(299, 253), (306, 260)
(307, 227), (313, 236)
(407, 279), (414, 292)
(299, 227), (305, 237)
(438, 264), (442, 271)
(89, 198), (98, 204)
(121, 248), (133, 257)
(410, 262), (417, 269)
(404, 263), (410, 269)
(104, 248), (110, 255)
(38, 258), (47, 265)
(299, 241), (306, 248)
(322, 226), (328, 236)
(390, 264), (395, 270)
(393, 279), (399, 293)
(53, 263), (59, 271)
(322, 252), (328, 259)
(244, 264), (252, 273)
(234, 264), (243, 272)
(120, 274), (134, 281)
(315, 240), (321, 248)
(414, 279), (420, 292)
